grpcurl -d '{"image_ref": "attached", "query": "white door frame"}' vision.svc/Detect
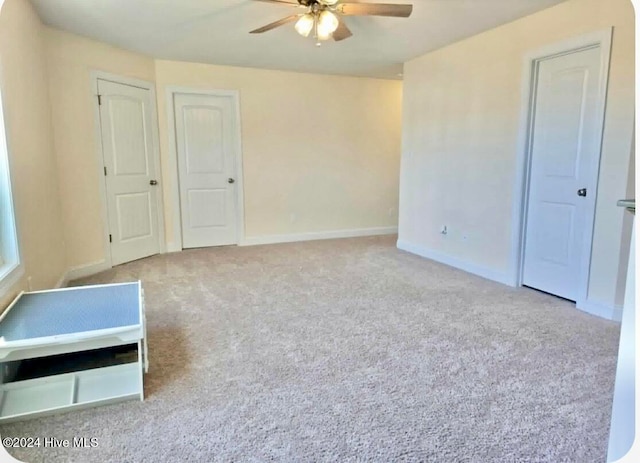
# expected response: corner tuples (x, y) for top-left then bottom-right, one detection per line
(165, 87), (245, 251)
(509, 28), (613, 309)
(91, 71), (166, 268)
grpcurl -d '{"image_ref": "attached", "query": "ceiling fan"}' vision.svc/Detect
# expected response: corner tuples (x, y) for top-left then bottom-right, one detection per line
(250, 0), (413, 43)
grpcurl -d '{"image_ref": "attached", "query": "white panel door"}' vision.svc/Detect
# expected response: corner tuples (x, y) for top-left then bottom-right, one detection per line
(98, 79), (161, 266)
(522, 47), (603, 301)
(174, 93), (239, 248)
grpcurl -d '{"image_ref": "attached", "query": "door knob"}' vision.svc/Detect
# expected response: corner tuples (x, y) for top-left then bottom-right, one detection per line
(577, 188), (587, 197)
(228, 178), (235, 184)
(149, 180), (158, 186)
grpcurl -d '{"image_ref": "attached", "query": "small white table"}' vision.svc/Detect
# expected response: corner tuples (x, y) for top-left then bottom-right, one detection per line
(0, 282), (148, 423)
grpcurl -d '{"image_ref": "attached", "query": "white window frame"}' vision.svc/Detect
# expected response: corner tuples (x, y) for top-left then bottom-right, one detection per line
(0, 84), (23, 295)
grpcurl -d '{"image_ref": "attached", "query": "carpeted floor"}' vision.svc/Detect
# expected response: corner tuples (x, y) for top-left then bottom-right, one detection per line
(0, 235), (620, 462)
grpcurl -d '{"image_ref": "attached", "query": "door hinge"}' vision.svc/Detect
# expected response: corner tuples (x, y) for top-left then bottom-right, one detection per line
(97, 94), (102, 106)
(109, 234), (112, 243)
(104, 166), (107, 176)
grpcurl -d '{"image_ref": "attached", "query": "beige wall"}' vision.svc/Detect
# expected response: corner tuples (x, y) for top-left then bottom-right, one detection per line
(154, 61), (402, 246)
(0, 0), (66, 307)
(399, 0), (635, 310)
(39, 28), (402, 267)
(44, 28), (156, 269)
(0, 9), (402, 296)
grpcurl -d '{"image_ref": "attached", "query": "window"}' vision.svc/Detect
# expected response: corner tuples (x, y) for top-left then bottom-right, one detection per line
(0, 87), (21, 291)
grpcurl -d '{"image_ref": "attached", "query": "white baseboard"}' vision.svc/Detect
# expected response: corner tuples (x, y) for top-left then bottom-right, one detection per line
(241, 226), (398, 247)
(58, 260), (111, 286)
(54, 272), (68, 289)
(612, 305), (624, 322)
(397, 240), (621, 322)
(396, 239), (512, 286)
(51, 227), (397, 288)
(577, 299), (621, 322)
(166, 241), (181, 253)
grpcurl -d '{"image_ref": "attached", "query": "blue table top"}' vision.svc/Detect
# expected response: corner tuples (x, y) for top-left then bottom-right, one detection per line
(0, 283), (141, 343)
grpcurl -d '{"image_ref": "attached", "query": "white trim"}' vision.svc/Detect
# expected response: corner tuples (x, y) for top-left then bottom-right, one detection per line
(397, 239), (512, 286)
(90, 71), (167, 269)
(0, 80), (23, 299)
(66, 260), (111, 281)
(54, 271), (68, 289)
(165, 86), (246, 251)
(509, 28), (613, 308)
(61, 260), (111, 285)
(57, 228), (397, 286)
(165, 241), (180, 253)
(243, 227), (398, 246)
(90, 72), (113, 268)
(145, 79), (167, 255)
(0, 264), (23, 296)
(576, 299), (620, 321)
(165, 89), (181, 253)
(611, 304), (624, 323)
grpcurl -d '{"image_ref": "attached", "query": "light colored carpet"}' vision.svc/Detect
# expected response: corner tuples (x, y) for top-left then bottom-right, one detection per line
(1, 235), (620, 462)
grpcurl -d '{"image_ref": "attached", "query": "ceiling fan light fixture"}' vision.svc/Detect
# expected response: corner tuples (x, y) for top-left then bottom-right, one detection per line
(294, 13), (315, 37)
(250, 0), (413, 42)
(317, 10), (339, 37)
(316, 29), (333, 41)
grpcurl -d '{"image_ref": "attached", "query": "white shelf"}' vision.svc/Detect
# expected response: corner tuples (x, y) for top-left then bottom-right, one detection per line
(0, 282), (147, 422)
(0, 362), (141, 423)
(76, 362), (140, 403)
(0, 374), (74, 418)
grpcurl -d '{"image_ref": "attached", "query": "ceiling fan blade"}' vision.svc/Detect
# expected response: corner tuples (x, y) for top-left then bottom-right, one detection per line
(333, 19), (353, 42)
(250, 14), (300, 34)
(338, 3), (413, 17)
(253, 0), (300, 5)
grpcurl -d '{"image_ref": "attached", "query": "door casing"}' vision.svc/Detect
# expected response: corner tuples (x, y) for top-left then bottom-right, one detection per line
(165, 87), (245, 252)
(510, 29), (613, 311)
(91, 71), (166, 269)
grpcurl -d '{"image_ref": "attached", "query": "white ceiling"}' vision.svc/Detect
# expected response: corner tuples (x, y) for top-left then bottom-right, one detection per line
(30, 0), (568, 80)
